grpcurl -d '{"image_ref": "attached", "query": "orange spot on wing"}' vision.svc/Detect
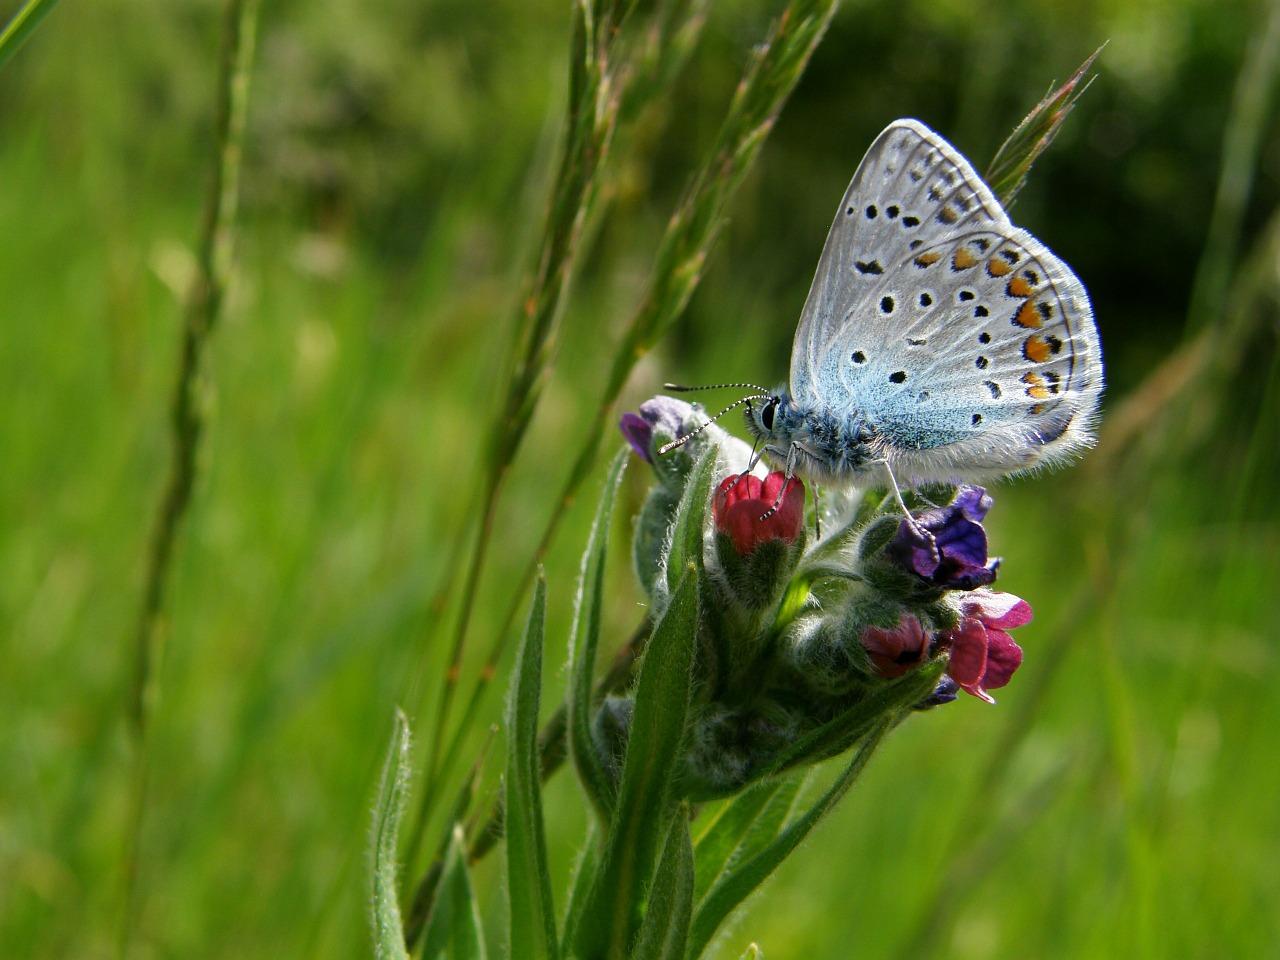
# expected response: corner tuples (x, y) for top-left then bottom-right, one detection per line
(1022, 372), (1051, 400)
(1007, 275), (1035, 298)
(986, 257), (1013, 277)
(914, 251), (942, 267)
(1014, 300), (1042, 328)
(952, 247), (978, 270)
(939, 205), (959, 224)
(1023, 334), (1051, 363)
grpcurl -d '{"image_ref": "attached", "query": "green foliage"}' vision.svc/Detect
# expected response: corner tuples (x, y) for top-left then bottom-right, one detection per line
(421, 827), (488, 960)
(505, 576), (559, 960)
(0, 0), (63, 69)
(4, 0), (1280, 958)
(575, 569), (701, 959)
(370, 710), (413, 960)
(568, 447), (631, 822)
(632, 815), (696, 960)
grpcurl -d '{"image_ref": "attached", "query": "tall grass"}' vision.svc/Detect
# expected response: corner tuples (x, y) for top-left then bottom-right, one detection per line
(1, 0), (1277, 957)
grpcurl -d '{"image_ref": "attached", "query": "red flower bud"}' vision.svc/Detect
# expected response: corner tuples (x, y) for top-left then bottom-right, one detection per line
(713, 472), (805, 555)
(860, 614), (929, 678)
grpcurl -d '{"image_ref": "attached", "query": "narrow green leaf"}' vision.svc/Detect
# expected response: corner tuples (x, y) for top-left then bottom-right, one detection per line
(633, 810), (696, 960)
(568, 446), (630, 821)
(0, 0), (63, 70)
(422, 826), (489, 960)
(693, 775), (802, 903)
(561, 820), (600, 955)
(761, 665), (939, 778)
(576, 569), (701, 960)
(686, 721), (891, 960)
(663, 446), (718, 600)
(369, 709), (413, 960)
(506, 576), (559, 960)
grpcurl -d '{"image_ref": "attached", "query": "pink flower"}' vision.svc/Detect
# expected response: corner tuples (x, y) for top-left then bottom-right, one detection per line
(713, 472), (804, 555)
(860, 614), (929, 678)
(942, 590), (1032, 703)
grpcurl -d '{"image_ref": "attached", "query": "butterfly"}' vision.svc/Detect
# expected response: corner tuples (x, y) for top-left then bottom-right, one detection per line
(735, 119), (1103, 494)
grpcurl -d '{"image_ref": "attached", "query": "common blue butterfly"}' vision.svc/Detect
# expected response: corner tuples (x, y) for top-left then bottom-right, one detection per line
(736, 119), (1103, 493)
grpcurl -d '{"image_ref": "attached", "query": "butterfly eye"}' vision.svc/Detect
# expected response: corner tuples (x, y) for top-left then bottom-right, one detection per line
(761, 399), (778, 432)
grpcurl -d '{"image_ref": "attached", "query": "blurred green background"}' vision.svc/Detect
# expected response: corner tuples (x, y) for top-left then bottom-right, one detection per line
(3, 0), (1278, 957)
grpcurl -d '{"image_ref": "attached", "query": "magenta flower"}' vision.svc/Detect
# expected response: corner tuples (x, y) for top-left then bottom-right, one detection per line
(941, 590), (1032, 703)
(860, 614), (929, 678)
(713, 472), (804, 556)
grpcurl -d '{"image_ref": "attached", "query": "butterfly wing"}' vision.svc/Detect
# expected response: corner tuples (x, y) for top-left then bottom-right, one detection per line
(841, 227), (1102, 478)
(790, 119), (1102, 480)
(790, 119), (1009, 404)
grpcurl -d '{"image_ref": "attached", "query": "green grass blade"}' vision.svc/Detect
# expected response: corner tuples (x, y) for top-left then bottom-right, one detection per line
(576, 568), (701, 960)
(0, 0), (62, 70)
(687, 720), (892, 960)
(692, 775), (802, 903)
(568, 446), (631, 821)
(369, 710), (413, 960)
(633, 810), (696, 960)
(421, 826), (489, 960)
(505, 576), (559, 960)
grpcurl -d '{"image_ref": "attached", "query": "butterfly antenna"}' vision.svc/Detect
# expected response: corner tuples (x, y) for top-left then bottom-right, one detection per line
(658, 393), (770, 455)
(663, 381), (771, 394)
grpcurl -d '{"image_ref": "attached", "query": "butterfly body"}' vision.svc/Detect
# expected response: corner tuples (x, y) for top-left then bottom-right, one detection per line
(747, 118), (1102, 489)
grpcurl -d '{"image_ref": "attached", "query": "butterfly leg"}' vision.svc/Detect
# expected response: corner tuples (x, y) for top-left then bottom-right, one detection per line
(757, 441), (801, 521)
(874, 459), (940, 568)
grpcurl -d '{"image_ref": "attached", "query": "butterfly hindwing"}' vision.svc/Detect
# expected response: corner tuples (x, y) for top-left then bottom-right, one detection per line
(825, 226), (1100, 473)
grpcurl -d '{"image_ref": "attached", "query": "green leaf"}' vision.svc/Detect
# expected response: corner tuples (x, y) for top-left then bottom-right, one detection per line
(663, 446), (718, 600)
(369, 709), (413, 960)
(693, 775), (802, 903)
(686, 721), (891, 959)
(568, 446), (630, 821)
(560, 820), (600, 955)
(505, 576), (559, 960)
(738, 945), (763, 960)
(633, 810), (696, 960)
(760, 665), (940, 778)
(575, 568), (701, 960)
(422, 826), (488, 960)
(0, 0), (64, 70)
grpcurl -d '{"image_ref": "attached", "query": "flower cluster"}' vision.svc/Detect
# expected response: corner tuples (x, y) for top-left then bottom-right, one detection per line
(609, 397), (1033, 798)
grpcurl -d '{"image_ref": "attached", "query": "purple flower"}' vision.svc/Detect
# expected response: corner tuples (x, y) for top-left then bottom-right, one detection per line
(941, 590), (1032, 703)
(619, 396), (693, 463)
(887, 485), (998, 590)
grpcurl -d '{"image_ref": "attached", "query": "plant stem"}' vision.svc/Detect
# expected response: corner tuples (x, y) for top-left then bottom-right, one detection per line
(116, 0), (259, 954)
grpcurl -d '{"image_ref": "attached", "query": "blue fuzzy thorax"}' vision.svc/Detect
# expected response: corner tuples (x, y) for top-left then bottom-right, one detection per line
(745, 389), (878, 487)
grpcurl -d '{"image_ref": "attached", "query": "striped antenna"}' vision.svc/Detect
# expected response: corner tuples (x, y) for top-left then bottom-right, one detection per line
(664, 381), (770, 393)
(658, 392), (771, 455)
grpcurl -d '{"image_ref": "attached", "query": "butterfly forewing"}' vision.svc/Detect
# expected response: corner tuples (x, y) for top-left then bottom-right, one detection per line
(790, 119), (1009, 404)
